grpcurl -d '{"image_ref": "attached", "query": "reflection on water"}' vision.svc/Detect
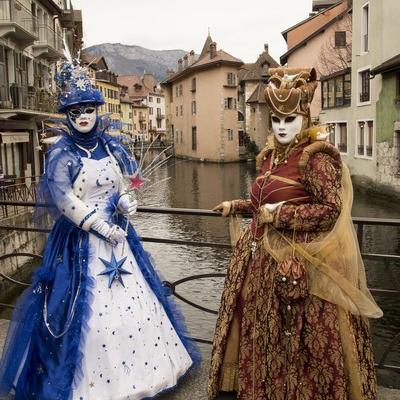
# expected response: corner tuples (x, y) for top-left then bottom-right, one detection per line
(136, 155), (400, 386)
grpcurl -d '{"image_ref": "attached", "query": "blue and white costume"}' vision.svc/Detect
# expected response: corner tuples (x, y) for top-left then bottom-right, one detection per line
(0, 62), (198, 400)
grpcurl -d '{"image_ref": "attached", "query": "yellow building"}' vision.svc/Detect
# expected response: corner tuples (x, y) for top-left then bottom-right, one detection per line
(120, 97), (134, 137)
(162, 35), (243, 162)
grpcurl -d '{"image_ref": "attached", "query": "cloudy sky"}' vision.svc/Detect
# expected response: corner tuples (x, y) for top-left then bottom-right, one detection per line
(72, 0), (313, 63)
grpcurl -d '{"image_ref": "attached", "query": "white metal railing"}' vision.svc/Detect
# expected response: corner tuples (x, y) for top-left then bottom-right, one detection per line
(0, 0), (38, 36)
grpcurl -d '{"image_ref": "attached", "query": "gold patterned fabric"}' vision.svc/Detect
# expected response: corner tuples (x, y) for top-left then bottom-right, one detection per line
(208, 141), (379, 400)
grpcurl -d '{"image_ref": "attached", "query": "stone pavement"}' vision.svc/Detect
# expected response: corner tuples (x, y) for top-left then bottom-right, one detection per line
(0, 319), (399, 399)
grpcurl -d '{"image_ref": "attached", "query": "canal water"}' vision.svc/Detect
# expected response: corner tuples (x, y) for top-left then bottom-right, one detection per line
(135, 155), (400, 387)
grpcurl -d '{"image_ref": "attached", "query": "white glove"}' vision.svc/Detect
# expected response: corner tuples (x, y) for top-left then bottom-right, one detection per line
(263, 201), (286, 213)
(90, 219), (126, 244)
(118, 194), (138, 216)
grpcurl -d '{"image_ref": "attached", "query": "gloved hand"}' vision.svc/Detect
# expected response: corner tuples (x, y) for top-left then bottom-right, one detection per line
(259, 202), (285, 224)
(212, 201), (232, 217)
(91, 219), (126, 244)
(118, 193), (138, 216)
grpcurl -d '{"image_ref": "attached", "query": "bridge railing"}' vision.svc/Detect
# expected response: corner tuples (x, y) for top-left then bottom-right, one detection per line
(0, 202), (399, 373)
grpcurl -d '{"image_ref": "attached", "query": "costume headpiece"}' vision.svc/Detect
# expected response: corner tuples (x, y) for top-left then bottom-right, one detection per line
(55, 61), (105, 113)
(264, 67), (317, 117)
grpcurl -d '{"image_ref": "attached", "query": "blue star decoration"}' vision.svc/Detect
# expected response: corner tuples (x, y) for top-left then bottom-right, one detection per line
(98, 252), (132, 288)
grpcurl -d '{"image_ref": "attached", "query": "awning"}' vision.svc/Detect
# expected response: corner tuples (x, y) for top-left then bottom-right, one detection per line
(0, 131), (29, 144)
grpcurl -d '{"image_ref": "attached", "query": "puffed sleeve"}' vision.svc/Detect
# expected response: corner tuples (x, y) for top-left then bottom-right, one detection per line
(232, 199), (253, 214)
(273, 152), (342, 232)
(46, 149), (98, 230)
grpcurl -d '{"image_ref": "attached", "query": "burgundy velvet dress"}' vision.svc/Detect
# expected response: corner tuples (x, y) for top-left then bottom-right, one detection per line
(208, 139), (377, 400)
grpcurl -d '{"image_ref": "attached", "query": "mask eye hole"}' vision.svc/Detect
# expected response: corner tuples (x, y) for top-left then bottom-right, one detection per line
(271, 116), (280, 124)
(68, 108), (81, 117)
(84, 107), (96, 114)
(285, 116), (296, 123)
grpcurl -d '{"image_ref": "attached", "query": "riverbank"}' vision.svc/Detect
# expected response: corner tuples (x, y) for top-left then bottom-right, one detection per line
(0, 319), (398, 399)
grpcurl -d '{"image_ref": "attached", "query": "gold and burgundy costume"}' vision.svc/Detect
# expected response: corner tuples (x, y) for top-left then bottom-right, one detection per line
(208, 68), (381, 400)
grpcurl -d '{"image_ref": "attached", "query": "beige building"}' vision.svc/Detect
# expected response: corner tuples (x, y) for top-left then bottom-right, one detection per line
(238, 44), (279, 152)
(132, 100), (149, 141)
(280, 0), (352, 119)
(161, 35), (243, 162)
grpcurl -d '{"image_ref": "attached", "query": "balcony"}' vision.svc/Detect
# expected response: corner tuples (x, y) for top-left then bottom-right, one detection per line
(0, 0), (38, 48)
(0, 84), (57, 114)
(156, 114), (165, 120)
(139, 115), (146, 122)
(32, 24), (64, 61)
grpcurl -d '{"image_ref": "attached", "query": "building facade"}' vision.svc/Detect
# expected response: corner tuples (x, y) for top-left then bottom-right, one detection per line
(280, 0), (352, 119)
(238, 44), (279, 152)
(0, 0), (81, 180)
(132, 100), (149, 141)
(319, 0), (400, 197)
(119, 96), (133, 138)
(118, 73), (166, 141)
(162, 35), (243, 162)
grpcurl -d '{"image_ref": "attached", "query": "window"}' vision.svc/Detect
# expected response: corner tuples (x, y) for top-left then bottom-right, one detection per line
(149, 96), (153, 102)
(227, 72), (236, 86)
(192, 126), (197, 150)
(175, 106), (178, 116)
(359, 69), (370, 103)
(157, 119), (161, 129)
(175, 129), (179, 143)
(238, 130), (246, 146)
(321, 70), (351, 109)
(191, 78), (196, 92)
(180, 131), (183, 143)
(224, 97), (235, 109)
(175, 85), (179, 97)
(227, 129), (234, 141)
(356, 120), (373, 158)
(180, 105), (183, 116)
(335, 31), (346, 47)
(134, 110), (137, 116)
(362, 3), (369, 52)
(179, 84), (183, 96)
(0, 46), (8, 102)
(149, 107), (153, 115)
(156, 97), (160, 103)
(327, 122), (348, 153)
(191, 100), (196, 115)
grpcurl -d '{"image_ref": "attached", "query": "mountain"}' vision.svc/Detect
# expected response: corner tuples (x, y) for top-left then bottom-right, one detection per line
(84, 43), (188, 82)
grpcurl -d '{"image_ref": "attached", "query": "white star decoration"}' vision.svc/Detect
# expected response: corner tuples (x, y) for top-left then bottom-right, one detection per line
(76, 78), (87, 90)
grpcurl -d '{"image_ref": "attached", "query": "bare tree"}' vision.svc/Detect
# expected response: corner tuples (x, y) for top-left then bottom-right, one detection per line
(317, 13), (352, 77)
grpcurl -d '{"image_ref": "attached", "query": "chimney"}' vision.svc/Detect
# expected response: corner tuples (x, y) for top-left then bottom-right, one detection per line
(178, 58), (183, 72)
(264, 43), (269, 53)
(183, 54), (188, 69)
(189, 50), (195, 65)
(209, 42), (217, 59)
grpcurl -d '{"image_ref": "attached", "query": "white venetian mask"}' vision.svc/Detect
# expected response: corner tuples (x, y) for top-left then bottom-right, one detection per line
(271, 113), (304, 145)
(67, 104), (97, 133)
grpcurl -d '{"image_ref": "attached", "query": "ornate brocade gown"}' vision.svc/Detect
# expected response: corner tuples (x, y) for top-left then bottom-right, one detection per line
(208, 140), (378, 400)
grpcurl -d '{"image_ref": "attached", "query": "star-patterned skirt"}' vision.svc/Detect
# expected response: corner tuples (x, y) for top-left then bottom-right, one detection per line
(71, 234), (193, 400)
